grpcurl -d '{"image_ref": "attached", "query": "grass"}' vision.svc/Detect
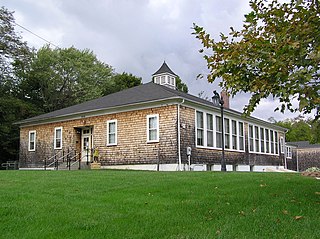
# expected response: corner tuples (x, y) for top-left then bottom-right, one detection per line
(0, 170), (319, 239)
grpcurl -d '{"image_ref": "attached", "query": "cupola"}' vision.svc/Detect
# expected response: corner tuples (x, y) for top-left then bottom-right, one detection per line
(152, 61), (177, 89)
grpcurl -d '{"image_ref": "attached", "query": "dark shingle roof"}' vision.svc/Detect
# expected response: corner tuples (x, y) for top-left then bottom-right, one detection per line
(18, 82), (287, 132)
(287, 141), (320, 149)
(19, 82), (209, 125)
(152, 61), (178, 76)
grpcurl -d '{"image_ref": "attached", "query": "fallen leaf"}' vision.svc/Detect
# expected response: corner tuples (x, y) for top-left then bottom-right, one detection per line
(282, 210), (289, 215)
(294, 216), (303, 220)
(315, 192), (320, 195)
(252, 208), (257, 213)
(260, 184), (267, 187)
(216, 230), (221, 235)
(239, 211), (245, 216)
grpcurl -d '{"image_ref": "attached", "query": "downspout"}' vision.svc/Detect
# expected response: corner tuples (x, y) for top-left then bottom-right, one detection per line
(177, 99), (184, 171)
(296, 148), (299, 172)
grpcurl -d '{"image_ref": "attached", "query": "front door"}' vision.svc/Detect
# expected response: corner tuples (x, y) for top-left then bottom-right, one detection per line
(81, 128), (92, 162)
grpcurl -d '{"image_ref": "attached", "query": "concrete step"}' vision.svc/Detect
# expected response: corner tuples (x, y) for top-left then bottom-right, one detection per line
(57, 161), (91, 170)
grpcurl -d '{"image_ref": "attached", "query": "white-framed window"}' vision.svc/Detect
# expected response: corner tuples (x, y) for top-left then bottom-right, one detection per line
(195, 110), (244, 152)
(154, 77), (160, 84)
(54, 127), (63, 149)
(275, 132), (279, 154)
(206, 113), (214, 147)
(249, 125), (254, 152)
(224, 118), (230, 149)
(28, 130), (36, 151)
(160, 76), (165, 84)
(265, 129), (270, 153)
(107, 120), (117, 146)
(216, 116), (222, 148)
(254, 126), (260, 152)
(231, 120), (237, 150)
(280, 137), (285, 153)
(248, 125), (280, 155)
(239, 122), (244, 151)
(286, 146), (292, 158)
(147, 114), (159, 143)
(260, 128), (265, 153)
(196, 111), (204, 146)
(270, 130), (275, 154)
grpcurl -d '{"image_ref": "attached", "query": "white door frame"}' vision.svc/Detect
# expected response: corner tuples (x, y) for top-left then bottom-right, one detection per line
(81, 127), (93, 162)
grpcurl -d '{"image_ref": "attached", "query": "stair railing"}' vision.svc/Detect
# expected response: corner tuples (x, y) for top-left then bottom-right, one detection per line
(45, 149), (74, 170)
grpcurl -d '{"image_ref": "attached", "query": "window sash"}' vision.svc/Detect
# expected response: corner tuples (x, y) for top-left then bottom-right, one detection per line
(107, 120), (117, 145)
(28, 131), (36, 151)
(249, 125), (254, 152)
(239, 122), (244, 150)
(216, 116), (222, 148)
(206, 114), (213, 147)
(196, 111), (204, 146)
(147, 115), (159, 142)
(259, 128), (264, 152)
(54, 127), (62, 149)
(224, 118), (230, 149)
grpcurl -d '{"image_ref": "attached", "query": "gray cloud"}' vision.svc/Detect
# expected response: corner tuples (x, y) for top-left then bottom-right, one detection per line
(3, 0), (311, 121)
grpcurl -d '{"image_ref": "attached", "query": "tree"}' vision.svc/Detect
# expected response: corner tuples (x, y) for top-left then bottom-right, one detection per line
(102, 72), (142, 96)
(0, 7), (33, 95)
(176, 76), (188, 93)
(20, 45), (114, 113)
(275, 116), (320, 143)
(276, 119), (311, 142)
(193, 0), (320, 119)
(0, 7), (36, 167)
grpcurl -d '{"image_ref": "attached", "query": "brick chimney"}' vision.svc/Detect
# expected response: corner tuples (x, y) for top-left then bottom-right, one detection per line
(221, 91), (230, 109)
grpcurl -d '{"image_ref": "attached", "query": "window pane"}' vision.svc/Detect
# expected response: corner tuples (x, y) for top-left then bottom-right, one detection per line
(255, 126), (259, 152)
(260, 128), (265, 153)
(197, 129), (203, 146)
(249, 125), (254, 152)
(270, 130), (274, 154)
(239, 136), (244, 150)
(56, 129), (61, 139)
(239, 122), (244, 136)
(239, 122), (244, 151)
(109, 122), (116, 133)
(265, 129), (269, 153)
(224, 118), (230, 133)
(149, 129), (157, 141)
(232, 135), (237, 150)
(275, 132), (278, 154)
(224, 119), (230, 149)
(216, 132), (222, 148)
(207, 114), (213, 130)
(149, 117), (157, 129)
(216, 116), (222, 132)
(225, 136), (230, 149)
(30, 133), (35, 142)
(56, 139), (61, 148)
(197, 112), (203, 128)
(232, 120), (237, 134)
(207, 131), (213, 147)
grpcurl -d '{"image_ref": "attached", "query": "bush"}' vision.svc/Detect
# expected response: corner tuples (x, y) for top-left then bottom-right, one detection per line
(305, 167), (320, 172)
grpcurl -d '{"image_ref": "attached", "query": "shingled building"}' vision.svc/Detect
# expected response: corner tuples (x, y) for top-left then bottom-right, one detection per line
(18, 62), (287, 171)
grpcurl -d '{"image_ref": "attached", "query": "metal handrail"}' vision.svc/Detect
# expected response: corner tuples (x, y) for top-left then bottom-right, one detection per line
(46, 151), (61, 163)
(45, 150), (74, 169)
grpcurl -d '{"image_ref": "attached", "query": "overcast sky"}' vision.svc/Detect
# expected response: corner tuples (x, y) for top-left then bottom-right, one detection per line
(2, 0), (314, 121)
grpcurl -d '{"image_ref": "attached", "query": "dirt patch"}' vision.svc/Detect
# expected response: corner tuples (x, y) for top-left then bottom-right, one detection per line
(301, 171), (320, 177)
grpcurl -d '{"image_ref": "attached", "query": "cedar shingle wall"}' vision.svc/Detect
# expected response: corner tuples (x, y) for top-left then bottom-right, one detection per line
(179, 105), (285, 166)
(19, 105), (178, 167)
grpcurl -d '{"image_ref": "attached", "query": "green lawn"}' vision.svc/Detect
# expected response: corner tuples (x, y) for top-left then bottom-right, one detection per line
(0, 170), (319, 239)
